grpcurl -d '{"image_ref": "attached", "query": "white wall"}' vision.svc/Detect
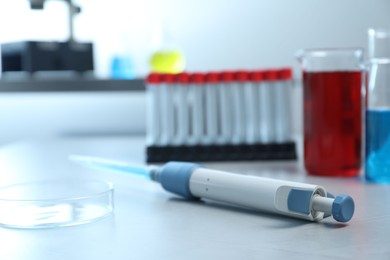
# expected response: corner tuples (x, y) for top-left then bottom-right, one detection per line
(0, 0), (389, 143)
(1, 0), (389, 76)
(82, 0), (390, 76)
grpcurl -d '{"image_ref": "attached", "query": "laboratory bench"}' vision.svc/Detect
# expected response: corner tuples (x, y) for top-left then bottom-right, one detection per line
(0, 136), (388, 259)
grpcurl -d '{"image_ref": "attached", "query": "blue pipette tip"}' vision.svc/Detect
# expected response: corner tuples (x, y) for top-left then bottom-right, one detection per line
(332, 194), (355, 223)
(69, 155), (153, 179)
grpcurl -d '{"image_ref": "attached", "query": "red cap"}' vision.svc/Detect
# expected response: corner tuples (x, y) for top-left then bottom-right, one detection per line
(264, 69), (278, 81)
(220, 71), (235, 83)
(146, 73), (161, 84)
(190, 73), (206, 84)
(250, 70), (264, 82)
(176, 72), (190, 84)
(278, 68), (293, 80)
(206, 72), (220, 83)
(161, 73), (175, 84)
(235, 71), (249, 82)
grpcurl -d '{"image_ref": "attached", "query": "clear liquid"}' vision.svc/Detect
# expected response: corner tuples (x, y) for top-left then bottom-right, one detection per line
(366, 109), (390, 183)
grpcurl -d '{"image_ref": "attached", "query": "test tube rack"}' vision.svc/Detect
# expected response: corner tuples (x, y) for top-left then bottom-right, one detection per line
(145, 69), (297, 163)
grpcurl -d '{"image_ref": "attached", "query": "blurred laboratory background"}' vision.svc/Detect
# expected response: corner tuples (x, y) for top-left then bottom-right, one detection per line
(0, 0), (389, 144)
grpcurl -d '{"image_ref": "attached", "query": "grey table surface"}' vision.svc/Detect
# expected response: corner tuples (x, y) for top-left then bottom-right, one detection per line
(0, 136), (388, 260)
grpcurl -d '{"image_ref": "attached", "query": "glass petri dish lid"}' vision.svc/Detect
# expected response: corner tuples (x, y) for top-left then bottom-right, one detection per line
(0, 180), (114, 229)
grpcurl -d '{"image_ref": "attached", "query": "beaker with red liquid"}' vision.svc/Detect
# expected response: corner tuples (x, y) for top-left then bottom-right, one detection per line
(297, 48), (364, 177)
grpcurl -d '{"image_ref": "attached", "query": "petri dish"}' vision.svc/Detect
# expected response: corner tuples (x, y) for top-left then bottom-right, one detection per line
(0, 180), (114, 229)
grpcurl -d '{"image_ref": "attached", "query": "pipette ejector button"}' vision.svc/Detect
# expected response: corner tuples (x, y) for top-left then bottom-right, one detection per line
(288, 189), (355, 222)
(287, 189), (312, 215)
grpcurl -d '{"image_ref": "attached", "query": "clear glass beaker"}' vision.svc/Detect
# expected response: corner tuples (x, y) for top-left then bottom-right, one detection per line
(365, 58), (390, 183)
(297, 48), (364, 177)
(368, 28), (390, 59)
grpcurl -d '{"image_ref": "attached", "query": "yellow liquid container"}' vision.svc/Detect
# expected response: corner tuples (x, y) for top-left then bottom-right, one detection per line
(150, 50), (185, 74)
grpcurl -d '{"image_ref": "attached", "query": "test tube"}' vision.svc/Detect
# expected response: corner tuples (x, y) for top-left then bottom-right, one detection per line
(253, 70), (265, 144)
(232, 71), (247, 145)
(173, 72), (190, 146)
(259, 69), (277, 143)
(188, 73), (206, 145)
(218, 71), (234, 144)
(204, 72), (220, 145)
(159, 73), (175, 146)
(274, 68), (293, 143)
(247, 71), (262, 144)
(146, 73), (161, 146)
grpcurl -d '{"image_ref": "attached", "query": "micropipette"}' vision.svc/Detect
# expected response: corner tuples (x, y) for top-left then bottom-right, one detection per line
(70, 155), (355, 223)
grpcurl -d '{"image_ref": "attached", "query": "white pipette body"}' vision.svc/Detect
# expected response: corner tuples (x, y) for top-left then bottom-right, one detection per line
(71, 157), (355, 223)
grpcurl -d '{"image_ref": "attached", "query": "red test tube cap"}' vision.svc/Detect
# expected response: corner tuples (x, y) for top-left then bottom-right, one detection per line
(206, 72), (220, 83)
(235, 71), (249, 82)
(278, 68), (293, 80)
(146, 73), (161, 84)
(264, 69), (278, 81)
(162, 73), (175, 84)
(176, 72), (190, 84)
(250, 70), (264, 82)
(190, 72), (206, 84)
(220, 71), (235, 83)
